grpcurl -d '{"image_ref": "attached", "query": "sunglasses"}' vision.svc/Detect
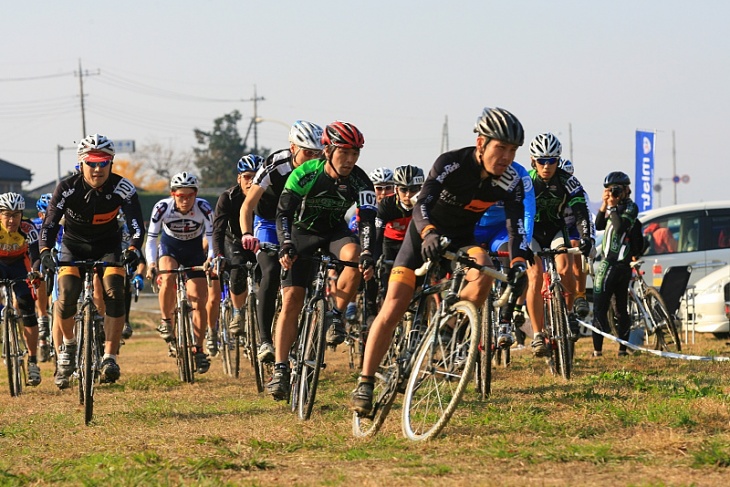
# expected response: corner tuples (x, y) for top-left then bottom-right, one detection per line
(374, 185), (394, 192)
(84, 160), (112, 169)
(239, 173), (255, 181)
(299, 147), (323, 158)
(172, 192), (197, 200)
(535, 157), (560, 166)
(397, 185), (422, 194)
(0, 211), (22, 219)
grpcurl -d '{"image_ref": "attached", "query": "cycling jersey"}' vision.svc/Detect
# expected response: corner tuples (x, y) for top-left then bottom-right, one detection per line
(40, 173), (145, 253)
(145, 197), (214, 264)
(212, 184), (247, 256)
(596, 198), (639, 264)
(413, 146), (531, 262)
(253, 148), (296, 221)
(563, 189), (596, 240)
(277, 158), (376, 253)
(0, 219), (39, 266)
(474, 160), (536, 242)
(529, 167), (592, 247)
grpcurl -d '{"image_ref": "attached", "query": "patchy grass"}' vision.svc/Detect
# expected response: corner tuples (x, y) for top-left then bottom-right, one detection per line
(1, 317), (729, 485)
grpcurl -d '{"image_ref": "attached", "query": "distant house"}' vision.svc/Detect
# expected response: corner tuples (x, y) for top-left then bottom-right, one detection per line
(0, 158), (32, 193)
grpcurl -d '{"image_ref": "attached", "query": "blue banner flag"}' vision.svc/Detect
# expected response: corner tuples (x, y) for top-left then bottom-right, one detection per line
(635, 131), (655, 212)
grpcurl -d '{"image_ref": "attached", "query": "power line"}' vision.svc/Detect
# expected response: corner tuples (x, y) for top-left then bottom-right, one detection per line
(0, 71), (75, 82)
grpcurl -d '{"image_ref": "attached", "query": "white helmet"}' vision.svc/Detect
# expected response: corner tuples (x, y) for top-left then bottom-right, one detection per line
(170, 171), (199, 191)
(77, 134), (115, 162)
(369, 167), (394, 185)
(289, 120), (324, 150)
(529, 133), (562, 158)
(559, 158), (574, 175)
(0, 192), (25, 212)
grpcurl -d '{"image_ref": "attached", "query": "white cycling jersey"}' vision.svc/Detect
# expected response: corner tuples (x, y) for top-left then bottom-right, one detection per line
(145, 197), (215, 264)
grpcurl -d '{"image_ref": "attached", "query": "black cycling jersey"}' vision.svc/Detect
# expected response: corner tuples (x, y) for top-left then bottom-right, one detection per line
(212, 184), (247, 256)
(375, 194), (412, 259)
(530, 167), (592, 244)
(253, 148), (295, 221)
(595, 198), (639, 264)
(277, 158), (377, 253)
(40, 172), (145, 252)
(413, 146), (531, 262)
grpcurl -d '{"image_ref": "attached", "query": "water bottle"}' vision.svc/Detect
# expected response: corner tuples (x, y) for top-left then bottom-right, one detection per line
(652, 259), (662, 288)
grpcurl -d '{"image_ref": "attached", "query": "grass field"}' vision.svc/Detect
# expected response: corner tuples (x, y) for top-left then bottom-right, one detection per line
(1, 311), (729, 486)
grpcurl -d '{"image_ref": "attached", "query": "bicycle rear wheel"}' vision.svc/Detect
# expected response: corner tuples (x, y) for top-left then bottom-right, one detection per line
(402, 300), (479, 441)
(245, 293), (264, 392)
(297, 299), (326, 420)
(645, 287), (682, 352)
(353, 321), (403, 437)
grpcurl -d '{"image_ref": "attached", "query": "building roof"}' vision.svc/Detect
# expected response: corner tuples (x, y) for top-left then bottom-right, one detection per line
(0, 158), (33, 182)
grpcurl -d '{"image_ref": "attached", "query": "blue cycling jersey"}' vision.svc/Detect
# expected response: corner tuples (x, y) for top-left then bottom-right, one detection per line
(474, 161), (535, 242)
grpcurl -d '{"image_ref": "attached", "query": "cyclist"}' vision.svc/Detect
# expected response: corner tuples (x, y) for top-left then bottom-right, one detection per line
(373, 165), (424, 296)
(592, 171), (640, 357)
(32, 193), (53, 362)
(39, 134), (145, 389)
(239, 120), (324, 364)
(473, 160), (536, 347)
(558, 158), (596, 320)
(345, 166), (395, 322)
(118, 209), (146, 342)
(526, 133), (593, 357)
(0, 193), (42, 386)
(267, 120), (376, 401)
(210, 154), (262, 355)
(352, 107), (531, 415)
(144, 172), (214, 374)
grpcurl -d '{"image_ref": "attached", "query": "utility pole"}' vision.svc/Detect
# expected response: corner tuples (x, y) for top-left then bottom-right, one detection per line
(75, 59), (99, 137)
(440, 115), (449, 153)
(242, 86), (265, 153)
(568, 122), (574, 161)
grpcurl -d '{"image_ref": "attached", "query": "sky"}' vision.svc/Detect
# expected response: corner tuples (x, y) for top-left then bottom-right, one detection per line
(2, 0), (729, 208)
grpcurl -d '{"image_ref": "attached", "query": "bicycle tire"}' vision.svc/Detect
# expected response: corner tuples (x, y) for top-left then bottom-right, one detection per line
(297, 298), (327, 420)
(4, 311), (22, 397)
(352, 321), (403, 437)
(552, 289), (572, 380)
(82, 306), (95, 424)
(219, 300), (233, 376)
(402, 300), (479, 441)
(644, 287), (682, 352)
(606, 295), (620, 338)
(177, 303), (195, 383)
(246, 293), (264, 393)
(478, 299), (494, 400)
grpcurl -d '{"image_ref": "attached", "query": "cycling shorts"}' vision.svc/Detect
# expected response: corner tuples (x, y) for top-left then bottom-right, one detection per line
(282, 224), (358, 288)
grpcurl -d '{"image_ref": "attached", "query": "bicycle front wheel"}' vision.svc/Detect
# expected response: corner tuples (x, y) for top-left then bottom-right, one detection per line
(3, 311), (23, 397)
(219, 300), (233, 376)
(177, 304), (195, 384)
(245, 293), (263, 393)
(81, 306), (96, 424)
(478, 299), (494, 400)
(297, 299), (326, 421)
(402, 300), (479, 441)
(551, 289), (572, 380)
(645, 288), (682, 352)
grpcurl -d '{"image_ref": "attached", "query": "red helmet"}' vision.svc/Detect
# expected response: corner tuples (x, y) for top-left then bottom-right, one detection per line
(321, 121), (364, 149)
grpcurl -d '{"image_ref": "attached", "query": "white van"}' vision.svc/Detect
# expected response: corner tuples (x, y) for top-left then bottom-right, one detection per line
(638, 200), (730, 288)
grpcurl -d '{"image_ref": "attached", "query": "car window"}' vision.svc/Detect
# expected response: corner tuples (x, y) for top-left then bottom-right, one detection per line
(644, 214), (701, 255)
(708, 211), (730, 250)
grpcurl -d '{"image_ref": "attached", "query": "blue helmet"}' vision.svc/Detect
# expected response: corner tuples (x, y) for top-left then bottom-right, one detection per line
(36, 193), (52, 213)
(237, 154), (264, 173)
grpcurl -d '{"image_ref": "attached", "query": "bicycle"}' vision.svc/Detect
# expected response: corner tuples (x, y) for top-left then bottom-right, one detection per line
(535, 247), (583, 380)
(289, 250), (360, 421)
(1, 273), (38, 397)
(58, 259), (122, 424)
(153, 265), (209, 384)
(607, 260), (682, 352)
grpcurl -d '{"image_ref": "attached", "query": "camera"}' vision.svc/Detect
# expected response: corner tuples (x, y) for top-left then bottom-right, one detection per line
(610, 186), (624, 197)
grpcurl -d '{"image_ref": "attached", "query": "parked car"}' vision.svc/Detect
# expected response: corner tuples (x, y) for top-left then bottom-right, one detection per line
(678, 264), (730, 338)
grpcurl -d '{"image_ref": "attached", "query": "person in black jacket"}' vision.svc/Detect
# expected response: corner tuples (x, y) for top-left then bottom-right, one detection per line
(209, 155), (262, 355)
(592, 171), (640, 357)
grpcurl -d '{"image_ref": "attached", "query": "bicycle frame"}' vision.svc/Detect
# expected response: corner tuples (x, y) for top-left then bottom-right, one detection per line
(1, 276), (33, 397)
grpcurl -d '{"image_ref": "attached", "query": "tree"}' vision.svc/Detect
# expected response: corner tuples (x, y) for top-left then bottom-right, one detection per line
(193, 110), (246, 188)
(113, 159), (168, 192)
(193, 110), (269, 188)
(133, 141), (192, 181)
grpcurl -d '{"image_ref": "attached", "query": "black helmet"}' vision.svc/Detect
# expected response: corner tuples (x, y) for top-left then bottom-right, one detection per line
(393, 165), (424, 187)
(604, 171), (631, 187)
(473, 107), (524, 146)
